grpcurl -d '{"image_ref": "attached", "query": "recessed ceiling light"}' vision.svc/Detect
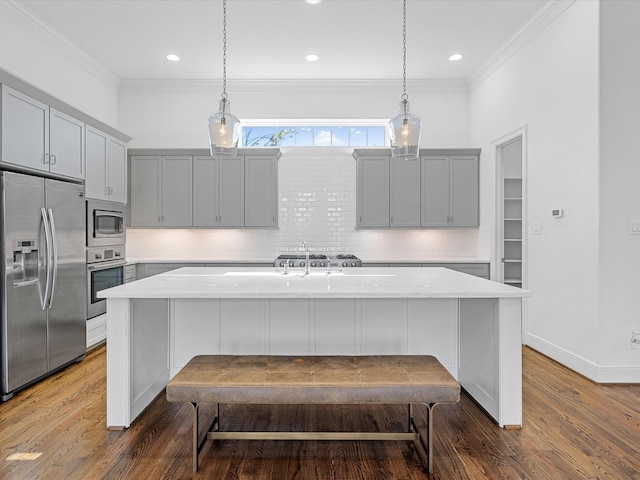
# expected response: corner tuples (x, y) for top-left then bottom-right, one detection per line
(305, 54), (319, 62)
(165, 53), (181, 62)
(305, 0), (322, 5)
(448, 53), (463, 62)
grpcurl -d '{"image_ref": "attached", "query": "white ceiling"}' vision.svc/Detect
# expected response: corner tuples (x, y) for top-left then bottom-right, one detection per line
(18, 0), (548, 82)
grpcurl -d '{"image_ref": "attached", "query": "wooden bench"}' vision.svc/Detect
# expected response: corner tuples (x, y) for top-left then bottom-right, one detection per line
(166, 354), (460, 474)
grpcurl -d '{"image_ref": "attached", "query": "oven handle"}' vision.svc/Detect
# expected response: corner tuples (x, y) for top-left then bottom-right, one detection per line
(87, 260), (127, 271)
(94, 209), (124, 219)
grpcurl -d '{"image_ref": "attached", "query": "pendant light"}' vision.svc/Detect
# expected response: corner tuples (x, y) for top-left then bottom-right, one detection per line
(208, 0), (241, 158)
(388, 0), (422, 161)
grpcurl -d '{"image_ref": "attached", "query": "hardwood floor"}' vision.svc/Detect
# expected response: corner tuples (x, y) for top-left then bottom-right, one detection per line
(1, 345), (639, 479)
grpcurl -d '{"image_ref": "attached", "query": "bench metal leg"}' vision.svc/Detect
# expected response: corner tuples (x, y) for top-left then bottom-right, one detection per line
(190, 402), (199, 472)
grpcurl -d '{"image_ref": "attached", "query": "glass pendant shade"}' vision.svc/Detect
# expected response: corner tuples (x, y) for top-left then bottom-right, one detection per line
(389, 100), (421, 161)
(208, 98), (241, 158)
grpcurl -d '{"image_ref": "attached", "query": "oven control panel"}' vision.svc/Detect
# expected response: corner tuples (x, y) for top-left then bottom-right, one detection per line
(87, 246), (125, 264)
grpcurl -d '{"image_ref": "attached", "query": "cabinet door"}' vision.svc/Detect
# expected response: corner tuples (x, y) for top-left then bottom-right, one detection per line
(357, 156), (389, 227)
(218, 156), (244, 227)
(85, 126), (108, 201)
(49, 108), (84, 179)
(245, 155), (277, 227)
(390, 157), (420, 227)
(161, 156), (192, 227)
(1, 86), (49, 173)
(421, 156), (450, 226)
(192, 156), (219, 227)
(450, 156), (479, 227)
(130, 156), (162, 227)
(107, 137), (127, 203)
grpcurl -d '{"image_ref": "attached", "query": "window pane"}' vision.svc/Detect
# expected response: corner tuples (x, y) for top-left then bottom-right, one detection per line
(278, 127), (296, 146)
(243, 126), (262, 146)
(258, 126), (278, 146)
(296, 127), (314, 146)
(349, 127), (367, 146)
(314, 127), (332, 146)
(332, 127), (349, 146)
(368, 126), (386, 146)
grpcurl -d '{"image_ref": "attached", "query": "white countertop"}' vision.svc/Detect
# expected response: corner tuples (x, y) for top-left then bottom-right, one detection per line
(125, 258), (491, 265)
(100, 267), (529, 299)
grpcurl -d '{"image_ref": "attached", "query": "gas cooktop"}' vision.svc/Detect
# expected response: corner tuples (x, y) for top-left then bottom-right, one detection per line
(274, 253), (362, 268)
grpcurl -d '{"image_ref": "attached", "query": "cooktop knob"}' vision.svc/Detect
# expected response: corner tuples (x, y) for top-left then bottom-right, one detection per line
(342, 261), (348, 267)
(299, 261), (305, 267)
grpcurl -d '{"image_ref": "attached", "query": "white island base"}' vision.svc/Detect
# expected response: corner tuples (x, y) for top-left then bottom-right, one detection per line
(102, 267), (529, 429)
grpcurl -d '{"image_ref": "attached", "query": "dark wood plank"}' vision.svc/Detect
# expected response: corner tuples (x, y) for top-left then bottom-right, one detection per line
(1, 345), (640, 479)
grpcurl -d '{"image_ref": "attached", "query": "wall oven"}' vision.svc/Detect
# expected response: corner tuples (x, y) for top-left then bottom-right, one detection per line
(87, 246), (125, 319)
(87, 200), (125, 247)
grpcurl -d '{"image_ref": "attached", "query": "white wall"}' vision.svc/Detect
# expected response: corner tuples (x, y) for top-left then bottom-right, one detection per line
(121, 81), (491, 263)
(470, 0), (640, 381)
(598, 0), (640, 370)
(0, 2), (118, 126)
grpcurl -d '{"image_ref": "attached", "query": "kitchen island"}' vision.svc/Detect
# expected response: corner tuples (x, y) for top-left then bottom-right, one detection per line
(100, 267), (530, 429)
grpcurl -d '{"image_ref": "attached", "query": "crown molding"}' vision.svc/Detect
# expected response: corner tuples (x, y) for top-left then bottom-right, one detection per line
(468, 0), (577, 91)
(0, 0), (119, 93)
(118, 78), (469, 95)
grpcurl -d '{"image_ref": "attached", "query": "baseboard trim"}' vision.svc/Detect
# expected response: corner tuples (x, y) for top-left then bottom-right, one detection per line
(525, 333), (640, 383)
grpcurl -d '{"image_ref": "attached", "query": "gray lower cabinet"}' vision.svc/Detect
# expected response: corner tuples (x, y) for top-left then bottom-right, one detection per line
(368, 262), (490, 279)
(355, 148), (479, 229)
(421, 155), (479, 227)
(130, 156), (192, 227)
(193, 156), (244, 227)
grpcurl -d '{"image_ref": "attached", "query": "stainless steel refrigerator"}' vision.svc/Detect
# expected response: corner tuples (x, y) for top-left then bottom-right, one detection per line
(1, 171), (86, 401)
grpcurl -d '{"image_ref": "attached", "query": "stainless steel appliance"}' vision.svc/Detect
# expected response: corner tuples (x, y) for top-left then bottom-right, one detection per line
(274, 253), (362, 268)
(1, 172), (86, 401)
(86, 200), (125, 247)
(87, 246), (125, 319)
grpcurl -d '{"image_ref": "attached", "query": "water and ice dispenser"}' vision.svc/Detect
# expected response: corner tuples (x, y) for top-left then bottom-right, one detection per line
(12, 240), (39, 286)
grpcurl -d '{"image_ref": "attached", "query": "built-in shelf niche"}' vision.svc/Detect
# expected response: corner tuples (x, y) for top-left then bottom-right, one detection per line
(500, 139), (523, 288)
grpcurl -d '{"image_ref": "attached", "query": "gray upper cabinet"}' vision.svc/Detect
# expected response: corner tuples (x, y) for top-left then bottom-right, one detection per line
(421, 154), (479, 227)
(420, 156), (450, 226)
(85, 126), (127, 203)
(355, 148), (480, 229)
(356, 154), (389, 227)
(245, 155), (278, 227)
(130, 149), (279, 229)
(390, 157), (420, 227)
(130, 156), (192, 227)
(1, 85), (84, 180)
(193, 155), (244, 227)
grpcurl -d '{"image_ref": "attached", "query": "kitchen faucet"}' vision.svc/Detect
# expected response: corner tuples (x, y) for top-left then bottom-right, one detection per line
(302, 241), (310, 275)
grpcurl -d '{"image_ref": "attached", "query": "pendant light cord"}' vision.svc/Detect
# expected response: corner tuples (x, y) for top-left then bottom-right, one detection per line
(402, 0), (407, 101)
(401, 0), (408, 116)
(221, 0), (228, 101)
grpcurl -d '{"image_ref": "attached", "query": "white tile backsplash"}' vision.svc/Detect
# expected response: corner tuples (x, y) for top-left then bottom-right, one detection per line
(127, 149), (490, 262)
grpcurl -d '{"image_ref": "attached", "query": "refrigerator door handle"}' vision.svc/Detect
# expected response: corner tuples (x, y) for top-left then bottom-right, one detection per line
(40, 207), (53, 310)
(47, 208), (58, 309)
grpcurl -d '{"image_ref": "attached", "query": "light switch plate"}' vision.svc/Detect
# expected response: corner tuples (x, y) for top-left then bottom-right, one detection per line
(532, 221), (542, 235)
(629, 220), (640, 235)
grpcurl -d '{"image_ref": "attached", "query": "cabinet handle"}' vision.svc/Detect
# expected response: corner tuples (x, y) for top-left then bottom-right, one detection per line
(105, 186), (110, 195)
(50, 154), (57, 165)
(44, 153), (50, 165)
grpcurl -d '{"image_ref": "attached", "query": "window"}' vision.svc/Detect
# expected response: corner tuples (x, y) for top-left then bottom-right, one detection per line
(241, 123), (387, 147)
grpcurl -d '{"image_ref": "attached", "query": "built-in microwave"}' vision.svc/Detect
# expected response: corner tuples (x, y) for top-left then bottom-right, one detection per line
(87, 200), (125, 247)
